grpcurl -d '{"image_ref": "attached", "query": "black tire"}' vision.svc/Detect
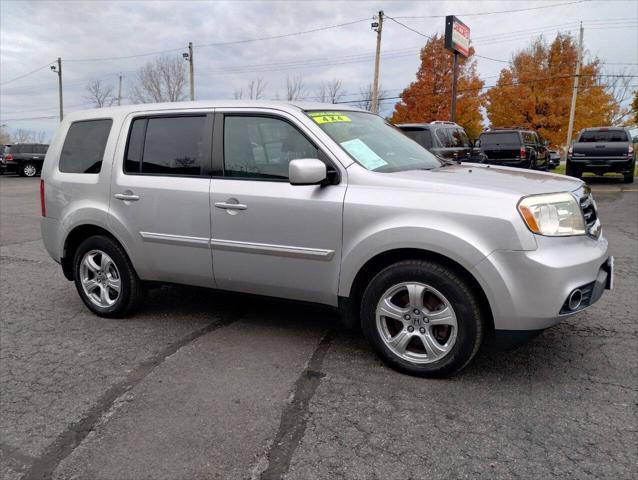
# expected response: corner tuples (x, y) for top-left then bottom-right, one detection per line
(360, 260), (484, 378)
(529, 155), (536, 170)
(623, 160), (635, 183)
(73, 235), (143, 317)
(566, 163), (581, 179)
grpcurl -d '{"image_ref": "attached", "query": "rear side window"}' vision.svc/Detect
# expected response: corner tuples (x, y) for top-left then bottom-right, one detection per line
(480, 132), (519, 145)
(125, 115), (207, 176)
(59, 119), (112, 173)
(579, 130), (628, 142)
(401, 128), (433, 148)
(522, 132), (535, 144)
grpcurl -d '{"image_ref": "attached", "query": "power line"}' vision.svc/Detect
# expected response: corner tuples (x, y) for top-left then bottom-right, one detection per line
(63, 18), (369, 63)
(0, 61), (57, 86)
(393, 0), (587, 19)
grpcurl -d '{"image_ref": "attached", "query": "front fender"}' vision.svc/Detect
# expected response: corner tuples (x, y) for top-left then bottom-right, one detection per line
(339, 225), (494, 298)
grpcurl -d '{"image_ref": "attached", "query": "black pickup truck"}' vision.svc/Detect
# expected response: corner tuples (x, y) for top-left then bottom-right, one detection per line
(567, 127), (635, 183)
(475, 128), (549, 170)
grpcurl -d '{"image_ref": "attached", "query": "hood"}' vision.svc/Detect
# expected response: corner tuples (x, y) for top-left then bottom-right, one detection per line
(383, 163), (583, 196)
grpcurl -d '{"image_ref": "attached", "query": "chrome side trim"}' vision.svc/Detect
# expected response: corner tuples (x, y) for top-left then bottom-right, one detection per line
(210, 238), (335, 261)
(140, 232), (210, 249)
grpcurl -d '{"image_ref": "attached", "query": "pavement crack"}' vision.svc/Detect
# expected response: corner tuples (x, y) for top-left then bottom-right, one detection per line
(259, 330), (336, 480)
(21, 310), (244, 480)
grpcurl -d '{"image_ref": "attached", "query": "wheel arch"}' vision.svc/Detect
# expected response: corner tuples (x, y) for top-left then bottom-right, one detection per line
(340, 248), (494, 332)
(61, 224), (129, 281)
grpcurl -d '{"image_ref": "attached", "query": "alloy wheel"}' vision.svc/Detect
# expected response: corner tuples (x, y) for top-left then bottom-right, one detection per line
(79, 249), (121, 308)
(375, 282), (458, 364)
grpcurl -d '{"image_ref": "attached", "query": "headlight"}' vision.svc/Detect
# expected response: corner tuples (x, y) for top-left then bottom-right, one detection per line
(518, 192), (585, 236)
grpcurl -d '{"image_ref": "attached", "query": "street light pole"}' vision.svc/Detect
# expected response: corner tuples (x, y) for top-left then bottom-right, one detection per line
(565, 22), (584, 150)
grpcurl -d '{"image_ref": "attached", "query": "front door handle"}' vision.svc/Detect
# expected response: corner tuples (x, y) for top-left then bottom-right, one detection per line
(114, 192), (140, 201)
(214, 201), (247, 210)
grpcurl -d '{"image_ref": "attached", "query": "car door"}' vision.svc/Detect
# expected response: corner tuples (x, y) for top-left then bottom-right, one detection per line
(209, 110), (346, 306)
(108, 112), (215, 288)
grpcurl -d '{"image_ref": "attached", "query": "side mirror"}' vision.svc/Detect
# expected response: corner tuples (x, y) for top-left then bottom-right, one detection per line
(543, 140), (550, 146)
(289, 158), (327, 186)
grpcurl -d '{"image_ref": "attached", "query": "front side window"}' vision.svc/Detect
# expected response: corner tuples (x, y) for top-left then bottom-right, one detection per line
(125, 115), (207, 176)
(59, 119), (113, 173)
(450, 128), (471, 147)
(308, 111), (442, 172)
(224, 116), (319, 180)
(435, 128), (452, 148)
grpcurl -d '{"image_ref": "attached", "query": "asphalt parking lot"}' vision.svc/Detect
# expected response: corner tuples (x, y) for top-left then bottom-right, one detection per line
(1, 175), (636, 480)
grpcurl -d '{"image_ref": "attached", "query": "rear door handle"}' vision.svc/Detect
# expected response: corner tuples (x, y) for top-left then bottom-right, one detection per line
(114, 193), (140, 201)
(214, 201), (247, 210)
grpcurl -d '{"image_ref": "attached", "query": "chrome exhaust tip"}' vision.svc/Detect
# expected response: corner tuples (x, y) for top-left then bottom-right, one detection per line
(568, 289), (583, 311)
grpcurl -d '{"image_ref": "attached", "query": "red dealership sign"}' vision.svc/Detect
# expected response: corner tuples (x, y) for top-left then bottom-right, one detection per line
(445, 16), (470, 58)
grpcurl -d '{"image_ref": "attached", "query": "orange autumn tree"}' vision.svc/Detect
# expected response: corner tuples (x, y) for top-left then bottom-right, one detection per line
(485, 33), (618, 147)
(390, 34), (485, 139)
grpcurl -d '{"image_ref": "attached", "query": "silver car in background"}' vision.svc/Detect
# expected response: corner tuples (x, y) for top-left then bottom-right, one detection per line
(40, 101), (612, 377)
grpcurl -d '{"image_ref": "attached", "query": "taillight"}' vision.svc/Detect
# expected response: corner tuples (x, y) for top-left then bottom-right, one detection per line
(568, 146), (573, 158)
(40, 180), (46, 217)
(5, 153), (13, 161)
(519, 147), (526, 159)
(629, 145), (634, 156)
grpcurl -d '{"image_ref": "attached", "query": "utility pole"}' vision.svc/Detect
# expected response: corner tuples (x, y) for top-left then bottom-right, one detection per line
(566, 22), (583, 150)
(450, 52), (459, 122)
(117, 73), (122, 106)
(371, 11), (384, 113)
(50, 58), (63, 121)
(188, 42), (195, 101)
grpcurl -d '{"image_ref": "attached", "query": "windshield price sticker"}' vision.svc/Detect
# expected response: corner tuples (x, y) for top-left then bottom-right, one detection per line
(309, 112), (352, 124)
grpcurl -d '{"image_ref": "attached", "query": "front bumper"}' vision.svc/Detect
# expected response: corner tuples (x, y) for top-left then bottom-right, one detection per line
(471, 233), (610, 331)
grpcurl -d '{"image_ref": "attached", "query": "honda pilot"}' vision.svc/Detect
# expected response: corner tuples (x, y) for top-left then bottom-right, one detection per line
(41, 101), (612, 377)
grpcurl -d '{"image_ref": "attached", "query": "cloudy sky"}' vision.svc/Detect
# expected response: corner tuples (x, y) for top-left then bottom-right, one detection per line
(1, 0), (637, 139)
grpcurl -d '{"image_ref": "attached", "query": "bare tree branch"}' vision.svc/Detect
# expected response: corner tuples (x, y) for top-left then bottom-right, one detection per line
(130, 55), (188, 104)
(606, 69), (635, 125)
(233, 88), (243, 99)
(317, 78), (345, 103)
(247, 77), (267, 100)
(286, 75), (306, 101)
(356, 83), (387, 111)
(84, 80), (115, 108)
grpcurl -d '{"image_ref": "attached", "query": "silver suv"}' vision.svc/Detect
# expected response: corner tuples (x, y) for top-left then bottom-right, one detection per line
(41, 101), (612, 377)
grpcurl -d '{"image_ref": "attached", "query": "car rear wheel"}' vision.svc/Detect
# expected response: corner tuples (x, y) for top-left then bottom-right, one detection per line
(623, 160), (635, 183)
(73, 235), (143, 317)
(360, 260), (483, 377)
(566, 163), (581, 179)
(20, 162), (37, 177)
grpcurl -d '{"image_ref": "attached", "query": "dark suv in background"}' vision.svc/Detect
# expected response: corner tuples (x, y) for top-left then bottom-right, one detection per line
(567, 127), (635, 183)
(476, 128), (549, 170)
(396, 121), (486, 162)
(0, 143), (48, 177)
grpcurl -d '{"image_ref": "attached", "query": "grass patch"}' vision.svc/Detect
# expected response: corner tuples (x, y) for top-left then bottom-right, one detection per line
(550, 162), (637, 178)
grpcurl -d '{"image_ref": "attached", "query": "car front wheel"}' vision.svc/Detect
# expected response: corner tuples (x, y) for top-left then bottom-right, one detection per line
(361, 260), (484, 377)
(73, 235), (143, 317)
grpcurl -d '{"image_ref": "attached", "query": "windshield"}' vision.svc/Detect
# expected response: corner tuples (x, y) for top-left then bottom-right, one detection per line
(306, 111), (442, 172)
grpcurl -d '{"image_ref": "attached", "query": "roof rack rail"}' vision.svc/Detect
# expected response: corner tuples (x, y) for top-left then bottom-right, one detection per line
(487, 126), (530, 131)
(430, 120), (459, 126)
